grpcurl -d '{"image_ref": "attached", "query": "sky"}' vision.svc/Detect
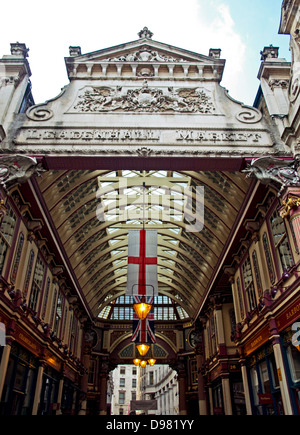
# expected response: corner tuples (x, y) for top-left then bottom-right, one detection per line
(0, 0), (291, 106)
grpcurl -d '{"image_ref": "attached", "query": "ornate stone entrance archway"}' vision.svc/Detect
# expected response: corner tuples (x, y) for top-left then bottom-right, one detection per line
(1, 15), (300, 416)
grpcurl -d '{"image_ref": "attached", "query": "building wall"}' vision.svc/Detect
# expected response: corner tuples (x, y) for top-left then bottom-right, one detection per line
(0, 188), (86, 415)
(139, 364), (179, 415)
(111, 364), (138, 415)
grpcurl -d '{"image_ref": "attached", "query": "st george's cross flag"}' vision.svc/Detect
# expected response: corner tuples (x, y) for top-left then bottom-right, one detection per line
(126, 230), (158, 296)
(131, 296), (156, 344)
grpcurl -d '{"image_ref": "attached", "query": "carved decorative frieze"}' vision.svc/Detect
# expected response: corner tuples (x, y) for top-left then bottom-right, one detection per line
(73, 82), (215, 114)
(268, 79), (290, 91)
(106, 47), (188, 63)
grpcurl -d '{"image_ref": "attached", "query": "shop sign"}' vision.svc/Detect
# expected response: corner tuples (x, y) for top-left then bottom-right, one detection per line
(213, 407), (223, 415)
(244, 326), (270, 356)
(64, 365), (76, 382)
(258, 393), (273, 405)
(16, 327), (42, 356)
(210, 364), (222, 381)
(277, 298), (300, 332)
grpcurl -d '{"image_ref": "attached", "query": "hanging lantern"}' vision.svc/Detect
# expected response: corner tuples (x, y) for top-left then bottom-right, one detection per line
(148, 358), (156, 366)
(136, 343), (150, 356)
(133, 300), (152, 320)
(140, 360), (147, 368)
(133, 358), (141, 366)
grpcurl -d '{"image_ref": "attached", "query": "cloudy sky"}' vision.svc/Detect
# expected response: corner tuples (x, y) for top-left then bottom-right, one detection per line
(0, 0), (291, 106)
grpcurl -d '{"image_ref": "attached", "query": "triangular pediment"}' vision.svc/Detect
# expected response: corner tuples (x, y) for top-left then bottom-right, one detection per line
(65, 29), (225, 80)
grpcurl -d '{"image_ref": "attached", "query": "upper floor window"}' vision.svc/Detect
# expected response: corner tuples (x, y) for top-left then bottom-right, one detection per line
(236, 277), (245, 320)
(24, 250), (35, 294)
(210, 314), (217, 355)
(88, 359), (96, 384)
(0, 204), (17, 274)
(252, 250), (263, 298)
(242, 256), (257, 312)
(41, 277), (51, 320)
(149, 371), (154, 386)
(50, 287), (57, 327)
(269, 209), (294, 272)
(69, 314), (78, 353)
(28, 255), (45, 312)
(191, 360), (198, 384)
(119, 391), (125, 404)
(10, 232), (24, 283)
(262, 233), (276, 284)
(53, 291), (63, 337)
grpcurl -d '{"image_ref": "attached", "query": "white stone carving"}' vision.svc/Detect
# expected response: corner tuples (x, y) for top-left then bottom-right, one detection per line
(243, 156), (300, 192)
(26, 87), (66, 121)
(268, 79), (290, 91)
(73, 82), (215, 114)
(138, 27), (154, 39)
(235, 106), (263, 124)
(106, 47), (187, 63)
(26, 106), (54, 121)
(0, 155), (45, 192)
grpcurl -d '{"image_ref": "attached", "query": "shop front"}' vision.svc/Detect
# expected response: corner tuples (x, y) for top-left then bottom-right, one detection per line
(0, 317), (81, 415)
(277, 297), (300, 414)
(0, 340), (38, 415)
(242, 296), (300, 415)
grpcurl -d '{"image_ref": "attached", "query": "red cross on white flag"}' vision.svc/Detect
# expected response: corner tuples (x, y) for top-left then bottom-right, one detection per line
(126, 230), (158, 296)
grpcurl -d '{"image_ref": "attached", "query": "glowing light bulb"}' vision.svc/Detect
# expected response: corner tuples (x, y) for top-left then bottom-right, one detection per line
(136, 343), (150, 356)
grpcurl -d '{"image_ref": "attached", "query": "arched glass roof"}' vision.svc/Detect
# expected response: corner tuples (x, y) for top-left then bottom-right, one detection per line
(98, 295), (189, 320)
(37, 169), (252, 321)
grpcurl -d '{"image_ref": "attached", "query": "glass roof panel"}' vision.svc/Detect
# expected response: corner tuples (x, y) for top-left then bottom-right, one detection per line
(38, 169), (252, 320)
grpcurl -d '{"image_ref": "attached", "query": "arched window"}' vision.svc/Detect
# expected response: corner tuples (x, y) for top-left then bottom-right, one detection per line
(28, 255), (45, 312)
(269, 209), (294, 272)
(252, 250), (263, 298)
(41, 277), (51, 320)
(241, 256), (257, 312)
(236, 277), (245, 320)
(10, 232), (24, 283)
(262, 232), (276, 284)
(53, 291), (63, 337)
(0, 204), (17, 274)
(24, 250), (35, 294)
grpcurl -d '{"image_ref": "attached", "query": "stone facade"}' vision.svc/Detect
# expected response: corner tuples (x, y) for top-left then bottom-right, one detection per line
(0, 2), (300, 417)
